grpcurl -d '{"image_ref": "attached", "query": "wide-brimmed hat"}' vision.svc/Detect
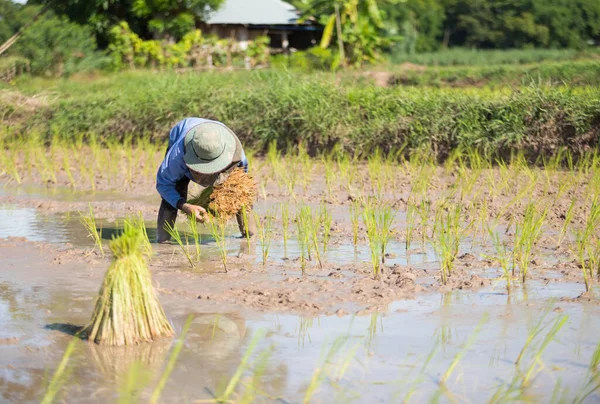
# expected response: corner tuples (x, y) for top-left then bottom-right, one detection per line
(183, 122), (242, 174)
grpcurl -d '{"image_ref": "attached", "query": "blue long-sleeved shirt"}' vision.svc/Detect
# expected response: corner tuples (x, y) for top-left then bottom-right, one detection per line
(156, 117), (247, 209)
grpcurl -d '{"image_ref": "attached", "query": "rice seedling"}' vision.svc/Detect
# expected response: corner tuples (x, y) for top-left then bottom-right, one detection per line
(281, 203), (290, 255)
(186, 216), (202, 261)
(0, 148), (21, 184)
(432, 204), (462, 285)
(41, 338), (78, 404)
(405, 198), (417, 250)
(254, 210), (274, 266)
(164, 222), (195, 268)
(488, 228), (512, 293)
(349, 199), (361, 249)
(573, 341), (600, 404)
(216, 329), (266, 403)
(84, 224), (174, 346)
(363, 200), (395, 279)
(207, 215), (229, 273)
(188, 168), (257, 221)
(124, 213), (152, 257)
(319, 203), (332, 253)
(80, 204), (104, 257)
(62, 154), (76, 189)
(513, 203), (547, 283)
(440, 313), (488, 385)
(240, 205), (251, 249)
(296, 205), (312, 274)
(303, 336), (349, 404)
(557, 197), (577, 247)
(149, 316), (193, 404)
(575, 197), (600, 292)
(418, 199), (431, 245)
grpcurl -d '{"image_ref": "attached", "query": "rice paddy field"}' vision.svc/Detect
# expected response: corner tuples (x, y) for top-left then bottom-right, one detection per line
(1, 61), (600, 402)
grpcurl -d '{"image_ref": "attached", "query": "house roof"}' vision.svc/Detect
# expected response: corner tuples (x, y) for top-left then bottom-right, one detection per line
(207, 0), (300, 25)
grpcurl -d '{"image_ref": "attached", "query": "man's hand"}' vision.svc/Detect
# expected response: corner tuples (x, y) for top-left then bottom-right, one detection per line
(181, 203), (207, 222)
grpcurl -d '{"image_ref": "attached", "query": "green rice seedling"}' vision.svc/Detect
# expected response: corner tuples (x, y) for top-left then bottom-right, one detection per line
(319, 203), (332, 253)
(519, 315), (568, 388)
(41, 338), (78, 404)
(513, 203), (547, 283)
(124, 213), (152, 257)
(487, 227), (512, 294)
(573, 341), (600, 404)
(296, 205), (312, 274)
(362, 200), (394, 279)
(240, 205), (251, 250)
(164, 222), (195, 268)
(80, 205), (104, 257)
(186, 216), (202, 261)
(0, 148), (21, 184)
(440, 314), (488, 385)
(368, 148), (385, 197)
(207, 215), (228, 272)
(149, 316), (193, 404)
(418, 199), (431, 245)
(322, 154), (336, 198)
(575, 198), (600, 292)
(405, 198), (418, 250)
(557, 197), (577, 247)
(62, 154), (76, 189)
(85, 225), (174, 346)
(349, 199), (361, 249)
(281, 203), (290, 255)
(216, 329), (266, 403)
(432, 205), (462, 285)
(303, 336), (349, 404)
(254, 210), (274, 266)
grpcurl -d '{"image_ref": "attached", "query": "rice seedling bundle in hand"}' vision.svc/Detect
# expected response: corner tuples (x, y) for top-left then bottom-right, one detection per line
(188, 168), (257, 220)
(84, 226), (174, 346)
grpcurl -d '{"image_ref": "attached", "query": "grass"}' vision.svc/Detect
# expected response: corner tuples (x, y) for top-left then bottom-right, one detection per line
(575, 197), (600, 292)
(281, 203), (290, 255)
(432, 204), (462, 285)
(3, 70), (600, 160)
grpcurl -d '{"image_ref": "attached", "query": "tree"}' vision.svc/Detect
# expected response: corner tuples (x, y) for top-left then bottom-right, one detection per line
(5, 4), (104, 75)
(35, 0), (224, 45)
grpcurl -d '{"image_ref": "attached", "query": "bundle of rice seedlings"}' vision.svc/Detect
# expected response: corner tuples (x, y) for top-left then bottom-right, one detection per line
(188, 168), (257, 220)
(84, 225), (174, 346)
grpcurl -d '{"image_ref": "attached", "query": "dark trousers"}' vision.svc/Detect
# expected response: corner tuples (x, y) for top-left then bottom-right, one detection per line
(157, 177), (190, 243)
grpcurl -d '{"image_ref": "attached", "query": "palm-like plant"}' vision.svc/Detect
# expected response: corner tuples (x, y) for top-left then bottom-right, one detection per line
(297, 0), (392, 66)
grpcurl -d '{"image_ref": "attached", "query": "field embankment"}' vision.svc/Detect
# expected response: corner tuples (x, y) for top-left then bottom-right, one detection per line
(1, 69), (599, 159)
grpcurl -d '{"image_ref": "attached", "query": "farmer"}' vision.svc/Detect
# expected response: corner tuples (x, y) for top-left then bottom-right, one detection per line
(156, 117), (255, 243)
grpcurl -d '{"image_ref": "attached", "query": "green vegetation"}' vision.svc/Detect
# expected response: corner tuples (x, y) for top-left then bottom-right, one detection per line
(2, 70), (599, 160)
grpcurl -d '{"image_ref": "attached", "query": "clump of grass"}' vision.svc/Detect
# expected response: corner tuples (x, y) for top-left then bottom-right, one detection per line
(488, 227), (512, 293)
(557, 197), (577, 247)
(188, 168), (256, 220)
(513, 203), (547, 283)
(84, 224), (174, 346)
(80, 204), (104, 257)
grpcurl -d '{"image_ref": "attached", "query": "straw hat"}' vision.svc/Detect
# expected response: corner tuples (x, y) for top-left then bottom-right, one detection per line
(183, 122), (242, 174)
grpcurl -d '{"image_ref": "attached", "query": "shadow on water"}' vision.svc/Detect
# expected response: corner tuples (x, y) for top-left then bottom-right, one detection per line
(44, 323), (85, 337)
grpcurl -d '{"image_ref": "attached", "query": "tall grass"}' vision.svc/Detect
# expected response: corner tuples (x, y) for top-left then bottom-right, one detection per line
(3, 71), (600, 161)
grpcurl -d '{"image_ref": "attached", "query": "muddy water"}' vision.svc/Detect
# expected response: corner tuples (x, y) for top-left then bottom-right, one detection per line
(1, 187), (600, 402)
(1, 270), (598, 403)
